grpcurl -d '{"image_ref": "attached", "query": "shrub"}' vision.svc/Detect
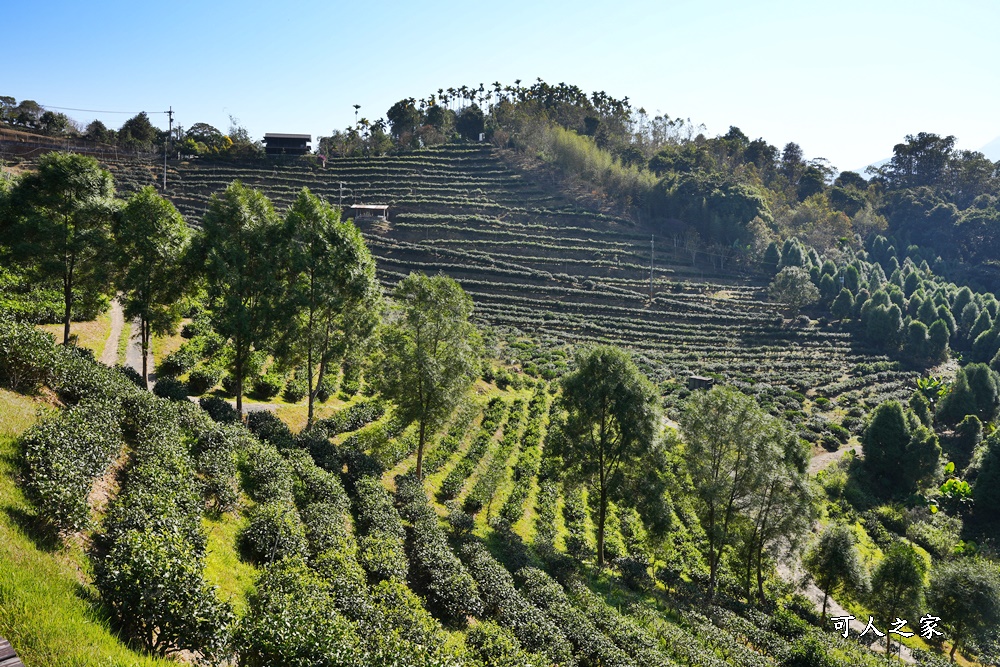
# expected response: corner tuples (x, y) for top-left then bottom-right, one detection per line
(318, 398), (386, 435)
(198, 442), (240, 513)
(282, 368), (308, 403)
(460, 542), (573, 665)
(238, 501), (308, 565)
(187, 365), (222, 395)
(247, 410), (296, 450)
(96, 528), (233, 660)
(153, 376), (189, 401)
(21, 398), (124, 534)
(780, 636), (835, 667)
(301, 501), (350, 557)
(518, 567), (632, 667)
(465, 621), (548, 667)
(116, 364), (145, 389)
(396, 475), (484, 622)
(95, 414), (231, 660)
(237, 557), (362, 667)
(239, 441), (295, 504)
(286, 449), (348, 511)
(353, 475), (408, 582)
(252, 372), (284, 400)
(199, 396), (240, 423)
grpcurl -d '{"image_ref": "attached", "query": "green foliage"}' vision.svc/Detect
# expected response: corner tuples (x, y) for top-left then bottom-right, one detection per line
(459, 542), (574, 665)
(465, 621), (548, 667)
(95, 415), (232, 660)
(554, 345), (657, 566)
(517, 567), (632, 667)
(396, 474), (484, 622)
(238, 501), (308, 565)
(198, 180), (283, 413)
(113, 186), (191, 387)
(7, 152), (117, 344)
(831, 288), (854, 320)
(769, 266), (820, 314)
(376, 272), (481, 479)
(237, 556), (363, 667)
(277, 188), (381, 426)
(869, 541), (925, 655)
(927, 559), (1000, 661)
(973, 432), (1000, 523)
(938, 363), (1000, 424)
(0, 316), (58, 392)
(352, 474), (408, 582)
(803, 523), (868, 620)
(21, 397), (124, 534)
(863, 400), (940, 495)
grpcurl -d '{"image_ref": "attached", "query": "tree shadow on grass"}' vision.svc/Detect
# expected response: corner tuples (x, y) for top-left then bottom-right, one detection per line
(2, 503), (61, 553)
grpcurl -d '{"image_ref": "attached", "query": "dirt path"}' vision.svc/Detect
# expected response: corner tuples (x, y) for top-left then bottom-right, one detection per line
(808, 443), (860, 475)
(779, 441), (916, 663)
(99, 300), (125, 366)
(125, 317), (155, 388)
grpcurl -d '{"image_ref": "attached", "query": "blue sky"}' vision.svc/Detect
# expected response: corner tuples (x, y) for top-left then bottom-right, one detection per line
(6, 0), (999, 171)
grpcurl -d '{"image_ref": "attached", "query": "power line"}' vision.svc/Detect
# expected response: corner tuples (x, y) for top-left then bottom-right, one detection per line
(33, 104), (169, 115)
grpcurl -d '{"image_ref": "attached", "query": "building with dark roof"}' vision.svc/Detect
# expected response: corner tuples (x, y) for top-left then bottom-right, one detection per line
(263, 133), (311, 156)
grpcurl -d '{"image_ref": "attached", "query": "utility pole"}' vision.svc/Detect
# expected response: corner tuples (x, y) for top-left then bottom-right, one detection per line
(163, 106), (173, 190)
(649, 235), (654, 299)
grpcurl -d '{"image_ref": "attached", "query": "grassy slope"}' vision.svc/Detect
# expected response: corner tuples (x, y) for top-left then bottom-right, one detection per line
(0, 389), (171, 667)
(202, 513), (257, 616)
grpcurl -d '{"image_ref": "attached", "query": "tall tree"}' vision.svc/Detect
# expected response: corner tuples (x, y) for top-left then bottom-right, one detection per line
(927, 559), (1000, 662)
(9, 152), (116, 344)
(113, 187), (191, 388)
(739, 428), (814, 601)
(279, 188), (381, 426)
(804, 523), (868, 622)
(198, 181), (282, 414)
(869, 542), (926, 659)
(376, 273), (481, 480)
(554, 345), (658, 567)
(682, 386), (778, 598)
(768, 266), (819, 314)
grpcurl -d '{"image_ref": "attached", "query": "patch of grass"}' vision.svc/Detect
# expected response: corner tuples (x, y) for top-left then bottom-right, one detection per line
(202, 513), (258, 617)
(117, 319), (132, 366)
(0, 390), (170, 666)
(150, 319), (188, 365)
(37, 309), (112, 358)
(274, 397), (346, 433)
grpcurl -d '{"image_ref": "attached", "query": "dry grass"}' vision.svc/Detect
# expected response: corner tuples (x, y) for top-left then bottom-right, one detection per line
(37, 310), (112, 358)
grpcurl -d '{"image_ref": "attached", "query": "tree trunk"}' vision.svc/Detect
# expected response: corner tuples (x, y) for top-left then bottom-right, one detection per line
(597, 472), (607, 567)
(416, 419), (426, 480)
(63, 272), (73, 345)
(306, 341), (314, 427)
(821, 590), (828, 623)
(141, 317), (150, 390)
(707, 504), (717, 599)
(755, 544), (766, 601)
(950, 640), (958, 662)
(235, 345), (243, 417)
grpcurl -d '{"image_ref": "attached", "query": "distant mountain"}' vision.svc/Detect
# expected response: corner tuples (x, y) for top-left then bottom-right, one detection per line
(980, 135), (1000, 162)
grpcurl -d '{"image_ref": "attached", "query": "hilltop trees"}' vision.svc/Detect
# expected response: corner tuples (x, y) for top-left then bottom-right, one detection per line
(198, 181), (283, 414)
(376, 273), (481, 480)
(553, 345), (658, 567)
(113, 187), (192, 388)
(278, 188), (382, 426)
(7, 152), (117, 344)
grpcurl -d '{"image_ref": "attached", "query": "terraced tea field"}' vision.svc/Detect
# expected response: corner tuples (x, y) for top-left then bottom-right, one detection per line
(98, 145), (915, 407)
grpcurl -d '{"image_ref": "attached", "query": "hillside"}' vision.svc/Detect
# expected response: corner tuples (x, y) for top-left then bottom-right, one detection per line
(98, 146), (913, 411)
